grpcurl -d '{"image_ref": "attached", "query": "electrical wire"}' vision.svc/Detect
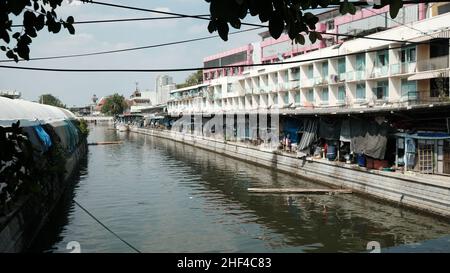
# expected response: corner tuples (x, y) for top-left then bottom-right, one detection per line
(0, 27), (264, 63)
(11, 15), (211, 28)
(74, 200), (141, 253)
(0, 44), (416, 73)
(2, 3), (434, 63)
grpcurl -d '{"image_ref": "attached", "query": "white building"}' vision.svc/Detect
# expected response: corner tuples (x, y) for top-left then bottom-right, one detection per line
(168, 11), (450, 116)
(154, 75), (175, 105)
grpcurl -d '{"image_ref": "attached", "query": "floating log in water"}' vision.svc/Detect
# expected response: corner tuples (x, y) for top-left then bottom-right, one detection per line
(88, 141), (123, 146)
(247, 188), (352, 194)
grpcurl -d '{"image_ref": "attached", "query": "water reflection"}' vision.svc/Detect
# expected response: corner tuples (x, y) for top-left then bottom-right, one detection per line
(31, 125), (450, 253)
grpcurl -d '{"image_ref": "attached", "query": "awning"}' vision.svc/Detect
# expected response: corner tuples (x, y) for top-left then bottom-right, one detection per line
(409, 30), (450, 43)
(408, 71), (447, 81)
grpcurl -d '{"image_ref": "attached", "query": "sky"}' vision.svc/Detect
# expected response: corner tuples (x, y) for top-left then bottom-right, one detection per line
(0, 0), (265, 107)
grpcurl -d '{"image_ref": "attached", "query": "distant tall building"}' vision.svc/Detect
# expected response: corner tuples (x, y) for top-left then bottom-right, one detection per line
(155, 75), (173, 92)
(154, 75), (175, 105)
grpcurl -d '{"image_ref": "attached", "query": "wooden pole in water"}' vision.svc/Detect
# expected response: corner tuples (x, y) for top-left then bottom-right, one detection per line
(88, 141), (123, 146)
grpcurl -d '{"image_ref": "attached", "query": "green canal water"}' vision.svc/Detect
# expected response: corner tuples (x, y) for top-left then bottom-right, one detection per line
(30, 125), (450, 253)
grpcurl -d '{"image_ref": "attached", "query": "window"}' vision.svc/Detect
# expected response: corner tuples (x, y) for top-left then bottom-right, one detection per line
(321, 88), (329, 102)
(283, 93), (289, 104)
(273, 94), (278, 105)
(438, 3), (450, 15)
(255, 77), (260, 89)
(291, 68), (300, 81)
(307, 89), (314, 102)
(338, 86), (346, 101)
(375, 81), (389, 99)
(273, 73), (278, 84)
(430, 39), (449, 58)
(430, 77), (449, 97)
(283, 71), (289, 83)
(401, 46), (416, 63)
(376, 50), (389, 67)
(227, 83), (233, 93)
(326, 20), (335, 30)
(356, 54), (365, 71)
(356, 83), (366, 100)
(338, 58), (346, 74)
(401, 79), (417, 99)
(322, 62), (329, 78)
(295, 91), (301, 103)
(307, 64), (314, 79)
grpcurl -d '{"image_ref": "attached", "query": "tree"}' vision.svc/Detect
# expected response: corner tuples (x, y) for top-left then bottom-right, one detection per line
(206, 0), (405, 44)
(176, 70), (204, 89)
(101, 93), (127, 116)
(38, 93), (66, 108)
(0, 0), (77, 62)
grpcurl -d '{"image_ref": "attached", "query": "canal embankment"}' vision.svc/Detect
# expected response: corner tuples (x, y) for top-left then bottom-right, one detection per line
(130, 127), (450, 219)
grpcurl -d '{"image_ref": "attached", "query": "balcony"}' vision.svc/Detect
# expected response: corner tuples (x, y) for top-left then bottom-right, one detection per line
(400, 90), (419, 103)
(301, 78), (314, 88)
(416, 56), (449, 72)
(390, 62), (417, 75)
(370, 66), (389, 78)
(314, 77), (328, 86)
(288, 80), (301, 91)
(274, 83), (288, 92)
(354, 70), (367, 81)
(372, 87), (388, 101)
(346, 71), (354, 81)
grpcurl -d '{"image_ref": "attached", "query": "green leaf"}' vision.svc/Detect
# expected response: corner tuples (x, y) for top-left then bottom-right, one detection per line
(390, 0), (403, 19)
(295, 34), (305, 45)
(67, 16), (75, 25)
(217, 20), (229, 41)
(309, 32), (317, 43)
(67, 24), (75, 35)
(269, 13), (284, 39)
(207, 20), (216, 33)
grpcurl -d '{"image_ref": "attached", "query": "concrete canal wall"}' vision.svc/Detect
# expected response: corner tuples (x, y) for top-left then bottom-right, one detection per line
(0, 142), (87, 253)
(131, 127), (450, 218)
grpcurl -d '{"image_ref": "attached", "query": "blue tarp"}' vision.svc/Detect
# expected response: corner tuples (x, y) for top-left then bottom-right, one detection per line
(282, 118), (302, 143)
(34, 125), (52, 150)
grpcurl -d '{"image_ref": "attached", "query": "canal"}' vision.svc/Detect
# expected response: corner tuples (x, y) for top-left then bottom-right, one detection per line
(31, 125), (450, 253)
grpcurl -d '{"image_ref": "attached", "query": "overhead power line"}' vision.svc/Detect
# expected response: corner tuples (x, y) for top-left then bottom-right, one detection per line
(74, 200), (141, 253)
(0, 27), (264, 63)
(0, 25), (429, 64)
(0, 1), (441, 64)
(0, 44), (417, 73)
(11, 15), (211, 28)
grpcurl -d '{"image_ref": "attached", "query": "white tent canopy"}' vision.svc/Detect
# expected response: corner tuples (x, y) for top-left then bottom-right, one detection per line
(0, 97), (75, 127)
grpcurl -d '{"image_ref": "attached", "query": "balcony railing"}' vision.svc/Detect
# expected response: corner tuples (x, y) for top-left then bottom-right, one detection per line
(416, 56), (449, 72)
(355, 70), (367, 81)
(370, 66), (389, 78)
(314, 77), (328, 86)
(390, 62), (417, 75)
(301, 78), (314, 88)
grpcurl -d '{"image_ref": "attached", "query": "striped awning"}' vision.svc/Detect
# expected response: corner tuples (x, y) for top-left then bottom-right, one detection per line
(409, 30), (450, 43)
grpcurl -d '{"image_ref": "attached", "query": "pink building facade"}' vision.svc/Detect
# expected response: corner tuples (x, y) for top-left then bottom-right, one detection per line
(203, 4), (428, 81)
